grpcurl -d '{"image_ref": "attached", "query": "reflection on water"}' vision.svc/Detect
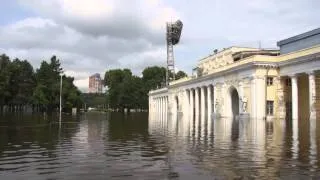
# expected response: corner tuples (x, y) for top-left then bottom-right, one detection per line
(149, 112), (320, 179)
(0, 112), (320, 179)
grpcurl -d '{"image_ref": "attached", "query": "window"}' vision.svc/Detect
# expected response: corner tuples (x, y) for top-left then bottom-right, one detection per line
(267, 77), (273, 86)
(266, 101), (274, 115)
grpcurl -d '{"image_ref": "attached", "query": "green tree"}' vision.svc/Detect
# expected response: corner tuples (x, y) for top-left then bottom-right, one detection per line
(142, 66), (166, 90)
(104, 69), (142, 111)
(175, 70), (188, 80)
(0, 54), (11, 105)
(7, 58), (35, 105)
(33, 55), (82, 112)
(0, 54), (83, 113)
(103, 66), (188, 112)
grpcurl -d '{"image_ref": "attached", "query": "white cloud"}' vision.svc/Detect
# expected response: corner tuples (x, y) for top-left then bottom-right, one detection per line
(18, 0), (181, 38)
(1, 0), (319, 92)
(1, 0), (182, 92)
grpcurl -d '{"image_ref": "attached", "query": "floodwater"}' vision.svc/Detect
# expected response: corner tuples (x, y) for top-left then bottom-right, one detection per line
(0, 112), (320, 179)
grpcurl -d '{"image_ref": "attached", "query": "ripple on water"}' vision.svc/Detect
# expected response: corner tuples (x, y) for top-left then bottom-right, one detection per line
(1, 114), (320, 179)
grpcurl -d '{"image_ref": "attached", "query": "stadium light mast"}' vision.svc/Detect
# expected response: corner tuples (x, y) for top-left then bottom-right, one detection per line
(166, 20), (183, 86)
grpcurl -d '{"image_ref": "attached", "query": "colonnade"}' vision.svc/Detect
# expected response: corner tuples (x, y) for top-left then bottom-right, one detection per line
(151, 96), (168, 114)
(287, 71), (318, 120)
(184, 85), (215, 118)
(181, 85), (215, 137)
(149, 71), (318, 121)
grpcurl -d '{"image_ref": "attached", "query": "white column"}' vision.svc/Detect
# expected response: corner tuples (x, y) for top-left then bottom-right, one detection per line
(164, 96), (167, 126)
(190, 89), (194, 135)
(201, 86), (206, 117)
(276, 77), (286, 119)
(154, 98), (156, 113)
(308, 72), (317, 163)
(162, 96), (166, 114)
(255, 76), (266, 119)
(201, 86), (206, 137)
(165, 96), (167, 114)
(195, 88), (199, 116)
(291, 75), (299, 159)
(309, 72), (316, 119)
(162, 97), (165, 114)
(194, 88), (200, 138)
(207, 86), (212, 118)
(156, 98), (158, 113)
(190, 89), (194, 117)
(251, 78), (256, 118)
(291, 75), (298, 120)
(158, 97), (161, 114)
(151, 97), (153, 113)
(213, 85), (217, 114)
(161, 97), (164, 114)
(184, 90), (189, 116)
(158, 98), (161, 113)
(207, 85), (212, 135)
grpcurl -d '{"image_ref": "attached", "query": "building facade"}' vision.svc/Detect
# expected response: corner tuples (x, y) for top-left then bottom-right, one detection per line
(149, 28), (320, 121)
(89, 73), (103, 93)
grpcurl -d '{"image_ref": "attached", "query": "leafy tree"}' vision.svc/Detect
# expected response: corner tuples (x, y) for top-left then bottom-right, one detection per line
(175, 70), (188, 80)
(104, 66), (188, 111)
(142, 66), (166, 90)
(104, 69), (134, 112)
(0, 54), (11, 105)
(0, 54), (83, 113)
(7, 58), (35, 105)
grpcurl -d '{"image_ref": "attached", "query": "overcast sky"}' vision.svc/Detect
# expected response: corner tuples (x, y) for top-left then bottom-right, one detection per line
(0, 0), (319, 92)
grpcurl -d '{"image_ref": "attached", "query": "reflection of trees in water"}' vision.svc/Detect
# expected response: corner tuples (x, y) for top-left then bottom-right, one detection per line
(104, 112), (179, 179)
(0, 113), (81, 158)
(107, 112), (149, 141)
(106, 112), (169, 156)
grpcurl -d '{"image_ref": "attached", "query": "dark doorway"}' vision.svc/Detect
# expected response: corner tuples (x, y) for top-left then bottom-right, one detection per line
(231, 88), (239, 116)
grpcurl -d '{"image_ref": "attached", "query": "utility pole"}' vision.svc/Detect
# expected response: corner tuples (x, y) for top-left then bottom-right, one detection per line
(59, 74), (62, 125)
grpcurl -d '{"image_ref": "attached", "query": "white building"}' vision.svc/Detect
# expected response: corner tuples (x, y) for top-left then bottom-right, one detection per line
(149, 28), (320, 121)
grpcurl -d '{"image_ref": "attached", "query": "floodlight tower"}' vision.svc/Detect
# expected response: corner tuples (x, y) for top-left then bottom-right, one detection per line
(166, 20), (183, 86)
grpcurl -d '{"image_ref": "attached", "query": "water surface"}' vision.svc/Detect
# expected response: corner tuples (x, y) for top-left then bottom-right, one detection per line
(0, 112), (320, 179)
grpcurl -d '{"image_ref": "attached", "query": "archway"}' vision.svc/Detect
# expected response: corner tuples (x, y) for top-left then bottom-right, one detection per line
(229, 86), (239, 117)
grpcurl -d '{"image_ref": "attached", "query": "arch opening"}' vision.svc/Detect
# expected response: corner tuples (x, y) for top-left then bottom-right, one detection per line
(230, 86), (239, 117)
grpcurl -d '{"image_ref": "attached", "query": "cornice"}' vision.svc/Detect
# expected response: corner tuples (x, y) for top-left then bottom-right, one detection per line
(168, 61), (278, 88)
(277, 52), (320, 67)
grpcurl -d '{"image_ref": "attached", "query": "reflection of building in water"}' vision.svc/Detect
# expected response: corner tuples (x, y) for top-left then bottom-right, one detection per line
(149, 28), (320, 121)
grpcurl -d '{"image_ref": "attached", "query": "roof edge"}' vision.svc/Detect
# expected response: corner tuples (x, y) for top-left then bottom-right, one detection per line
(277, 27), (320, 46)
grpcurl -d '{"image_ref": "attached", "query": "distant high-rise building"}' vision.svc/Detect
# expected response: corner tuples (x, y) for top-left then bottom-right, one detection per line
(89, 73), (103, 93)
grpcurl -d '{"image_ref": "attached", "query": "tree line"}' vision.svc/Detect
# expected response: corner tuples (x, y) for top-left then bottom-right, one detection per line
(0, 53), (188, 113)
(0, 54), (83, 113)
(104, 66), (187, 112)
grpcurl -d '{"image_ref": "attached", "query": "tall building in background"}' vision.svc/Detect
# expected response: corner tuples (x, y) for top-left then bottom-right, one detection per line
(89, 73), (103, 93)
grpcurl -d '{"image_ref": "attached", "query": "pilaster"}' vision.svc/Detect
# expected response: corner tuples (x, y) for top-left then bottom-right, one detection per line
(291, 75), (298, 120)
(308, 72), (316, 119)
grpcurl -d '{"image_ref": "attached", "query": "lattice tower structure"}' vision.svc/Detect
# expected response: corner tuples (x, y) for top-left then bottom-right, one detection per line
(165, 20), (183, 86)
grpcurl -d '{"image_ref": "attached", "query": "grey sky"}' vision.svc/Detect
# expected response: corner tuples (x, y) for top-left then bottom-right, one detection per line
(0, 0), (319, 92)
